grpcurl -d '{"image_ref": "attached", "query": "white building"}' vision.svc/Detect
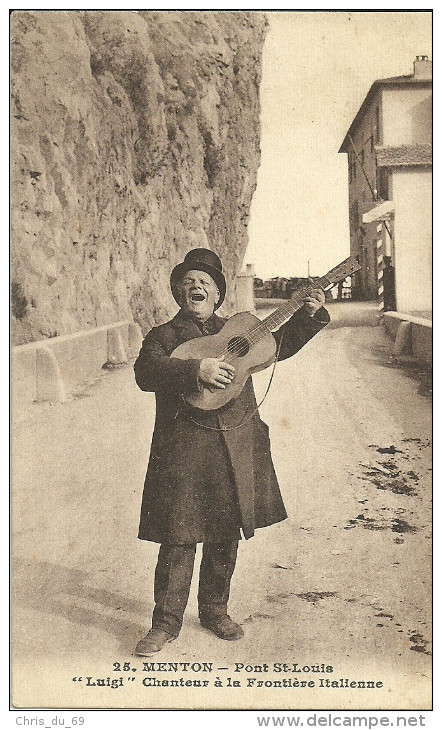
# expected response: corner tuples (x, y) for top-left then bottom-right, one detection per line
(339, 56), (432, 316)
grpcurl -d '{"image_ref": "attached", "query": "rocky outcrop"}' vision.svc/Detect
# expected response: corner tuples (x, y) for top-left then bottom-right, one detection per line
(11, 10), (266, 344)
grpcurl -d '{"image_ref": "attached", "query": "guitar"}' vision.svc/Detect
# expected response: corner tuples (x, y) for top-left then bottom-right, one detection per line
(171, 256), (361, 411)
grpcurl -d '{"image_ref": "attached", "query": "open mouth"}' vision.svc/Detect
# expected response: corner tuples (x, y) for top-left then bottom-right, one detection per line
(190, 293), (205, 302)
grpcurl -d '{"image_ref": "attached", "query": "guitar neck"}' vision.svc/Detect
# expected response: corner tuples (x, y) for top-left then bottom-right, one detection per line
(259, 274), (331, 333)
(242, 256), (360, 347)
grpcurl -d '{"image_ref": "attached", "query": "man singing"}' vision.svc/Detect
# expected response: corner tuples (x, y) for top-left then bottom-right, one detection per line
(133, 247), (329, 656)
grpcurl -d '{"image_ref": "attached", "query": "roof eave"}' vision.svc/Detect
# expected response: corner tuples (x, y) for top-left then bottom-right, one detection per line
(338, 77), (432, 154)
(377, 161), (432, 169)
(338, 80), (380, 153)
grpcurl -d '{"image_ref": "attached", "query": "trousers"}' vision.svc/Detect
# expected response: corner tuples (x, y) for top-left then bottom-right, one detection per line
(151, 540), (239, 636)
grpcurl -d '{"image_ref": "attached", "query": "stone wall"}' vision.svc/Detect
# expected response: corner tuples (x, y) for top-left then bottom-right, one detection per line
(11, 10), (266, 344)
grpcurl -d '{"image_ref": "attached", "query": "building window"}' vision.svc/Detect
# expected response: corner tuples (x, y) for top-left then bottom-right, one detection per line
(371, 134), (374, 152)
(349, 151), (357, 183)
(351, 154), (357, 180)
(360, 149), (365, 168)
(377, 168), (389, 200)
(375, 106), (381, 143)
(350, 201), (359, 232)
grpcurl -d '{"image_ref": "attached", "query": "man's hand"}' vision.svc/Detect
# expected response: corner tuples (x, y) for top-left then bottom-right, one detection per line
(199, 356), (235, 390)
(303, 287), (325, 317)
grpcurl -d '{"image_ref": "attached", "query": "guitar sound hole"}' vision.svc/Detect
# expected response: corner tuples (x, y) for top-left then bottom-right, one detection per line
(227, 336), (250, 357)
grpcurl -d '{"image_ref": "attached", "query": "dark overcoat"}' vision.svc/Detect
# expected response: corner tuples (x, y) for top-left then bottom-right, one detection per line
(134, 306), (329, 544)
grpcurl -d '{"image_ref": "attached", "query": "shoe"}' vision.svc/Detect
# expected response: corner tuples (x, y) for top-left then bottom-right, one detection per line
(200, 614), (244, 641)
(134, 628), (177, 656)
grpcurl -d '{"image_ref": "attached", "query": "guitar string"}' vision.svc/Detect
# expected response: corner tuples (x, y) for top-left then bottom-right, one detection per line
(215, 288), (312, 359)
(214, 264), (353, 360)
(217, 272), (338, 359)
(181, 262), (355, 430)
(214, 281), (324, 360)
(181, 331), (285, 432)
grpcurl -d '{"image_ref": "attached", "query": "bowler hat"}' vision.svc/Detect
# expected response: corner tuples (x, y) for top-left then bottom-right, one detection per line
(170, 248), (226, 309)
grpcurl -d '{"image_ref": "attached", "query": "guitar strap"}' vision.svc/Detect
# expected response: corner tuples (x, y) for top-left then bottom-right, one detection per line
(180, 330), (285, 432)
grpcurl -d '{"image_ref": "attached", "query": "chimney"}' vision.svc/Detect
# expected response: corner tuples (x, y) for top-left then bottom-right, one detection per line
(413, 55), (432, 79)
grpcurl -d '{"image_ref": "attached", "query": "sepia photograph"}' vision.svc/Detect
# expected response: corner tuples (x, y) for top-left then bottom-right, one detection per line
(10, 7), (432, 714)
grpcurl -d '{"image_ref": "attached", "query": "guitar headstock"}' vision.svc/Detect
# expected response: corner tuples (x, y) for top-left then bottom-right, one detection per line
(320, 255), (361, 289)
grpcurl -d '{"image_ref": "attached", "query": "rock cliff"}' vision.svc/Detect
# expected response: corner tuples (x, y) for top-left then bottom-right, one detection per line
(11, 10), (266, 344)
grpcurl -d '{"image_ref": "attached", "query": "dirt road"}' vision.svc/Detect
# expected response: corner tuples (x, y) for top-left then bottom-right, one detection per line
(12, 308), (432, 710)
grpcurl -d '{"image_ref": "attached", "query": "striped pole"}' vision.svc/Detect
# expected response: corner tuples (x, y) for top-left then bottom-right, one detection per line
(376, 222), (384, 315)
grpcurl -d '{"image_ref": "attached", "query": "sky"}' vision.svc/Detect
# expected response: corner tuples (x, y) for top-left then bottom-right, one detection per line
(245, 10), (432, 280)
